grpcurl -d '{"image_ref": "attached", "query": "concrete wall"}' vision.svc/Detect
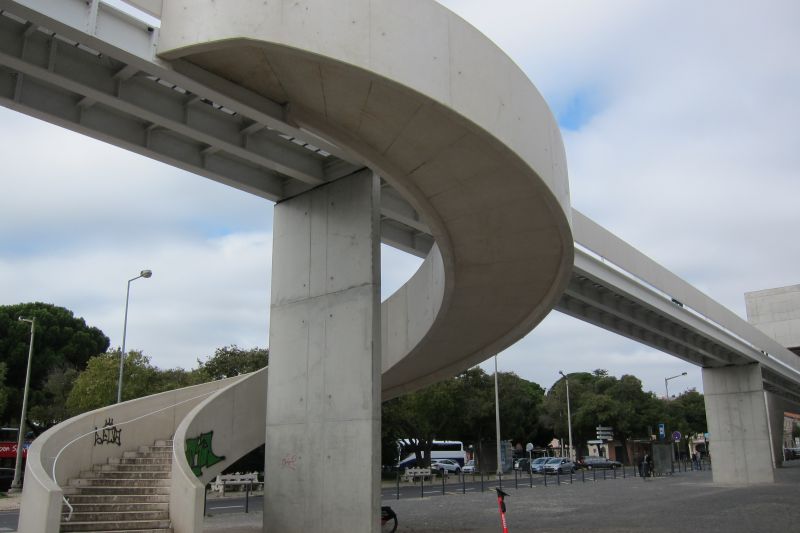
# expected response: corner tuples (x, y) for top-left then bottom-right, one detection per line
(171, 368), (268, 533)
(18, 375), (244, 533)
(745, 284), (800, 351)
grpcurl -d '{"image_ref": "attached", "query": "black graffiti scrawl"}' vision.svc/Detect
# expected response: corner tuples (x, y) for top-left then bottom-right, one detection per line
(185, 431), (225, 477)
(94, 418), (122, 446)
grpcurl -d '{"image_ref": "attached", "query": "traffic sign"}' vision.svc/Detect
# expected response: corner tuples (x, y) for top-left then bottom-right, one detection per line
(672, 431), (682, 442)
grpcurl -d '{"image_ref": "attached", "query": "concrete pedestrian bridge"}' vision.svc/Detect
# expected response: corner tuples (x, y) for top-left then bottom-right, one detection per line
(2, 1), (798, 531)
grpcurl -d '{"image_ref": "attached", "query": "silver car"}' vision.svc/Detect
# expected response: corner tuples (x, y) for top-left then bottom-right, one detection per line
(531, 457), (550, 474)
(543, 457), (575, 474)
(430, 459), (462, 474)
(462, 460), (476, 474)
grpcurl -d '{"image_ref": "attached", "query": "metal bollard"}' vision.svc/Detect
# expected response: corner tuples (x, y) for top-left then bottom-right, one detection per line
(442, 471), (446, 495)
(603, 468), (606, 481)
(421, 475), (424, 499)
(498, 472), (503, 490)
(204, 485), (208, 517)
(529, 468), (533, 488)
(515, 469), (518, 490)
(614, 467), (617, 479)
(556, 470), (560, 486)
(582, 468), (585, 483)
(570, 470), (573, 484)
(245, 482), (250, 513)
(544, 470), (547, 487)
(396, 470), (400, 500)
(593, 468), (597, 482)
(462, 472), (466, 495)
(481, 471), (485, 492)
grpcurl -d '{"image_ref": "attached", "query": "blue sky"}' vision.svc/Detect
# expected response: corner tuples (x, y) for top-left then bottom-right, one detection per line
(2, 0), (800, 397)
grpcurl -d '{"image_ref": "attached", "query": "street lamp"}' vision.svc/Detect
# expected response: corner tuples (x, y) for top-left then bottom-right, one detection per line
(559, 371), (573, 461)
(664, 372), (688, 401)
(494, 354), (502, 476)
(9, 317), (35, 493)
(117, 269), (152, 404)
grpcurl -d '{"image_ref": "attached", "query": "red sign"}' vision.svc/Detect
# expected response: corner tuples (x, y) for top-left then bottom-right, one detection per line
(0, 442), (27, 459)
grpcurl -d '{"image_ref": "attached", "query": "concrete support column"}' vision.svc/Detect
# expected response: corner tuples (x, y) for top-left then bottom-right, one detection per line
(702, 364), (774, 483)
(265, 170), (381, 532)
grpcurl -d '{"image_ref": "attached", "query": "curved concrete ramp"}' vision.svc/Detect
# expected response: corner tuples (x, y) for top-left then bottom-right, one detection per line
(158, 0), (573, 399)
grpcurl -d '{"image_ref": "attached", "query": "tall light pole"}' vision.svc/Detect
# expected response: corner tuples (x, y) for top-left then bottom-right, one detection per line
(118, 269), (152, 404)
(9, 317), (35, 493)
(664, 372), (688, 401)
(494, 354), (502, 476)
(559, 371), (573, 461)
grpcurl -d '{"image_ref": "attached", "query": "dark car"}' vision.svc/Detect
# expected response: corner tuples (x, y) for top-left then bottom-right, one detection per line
(0, 467), (16, 492)
(579, 456), (621, 469)
(513, 458), (531, 471)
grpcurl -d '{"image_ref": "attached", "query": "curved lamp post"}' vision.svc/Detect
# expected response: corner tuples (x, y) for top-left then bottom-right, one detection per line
(9, 317), (35, 493)
(559, 371), (573, 461)
(665, 371), (688, 401)
(117, 269), (152, 404)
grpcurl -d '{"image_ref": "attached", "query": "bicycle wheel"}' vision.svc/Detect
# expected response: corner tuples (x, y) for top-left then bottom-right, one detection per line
(381, 506), (398, 533)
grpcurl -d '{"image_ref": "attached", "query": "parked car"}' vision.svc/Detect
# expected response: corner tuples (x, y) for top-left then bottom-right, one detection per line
(430, 459), (461, 474)
(578, 456), (622, 470)
(513, 458), (531, 471)
(543, 457), (575, 474)
(531, 457), (550, 474)
(462, 460), (477, 474)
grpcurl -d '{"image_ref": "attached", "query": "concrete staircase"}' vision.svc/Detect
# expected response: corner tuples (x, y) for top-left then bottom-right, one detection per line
(61, 439), (173, 532)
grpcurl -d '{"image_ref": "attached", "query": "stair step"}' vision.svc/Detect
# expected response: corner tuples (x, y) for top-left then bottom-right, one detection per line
(65, 530), (171, 533)
(63, 486), (170, 496)
(123, 450), (171, 459)
(61, 518), (171, 532)
(82, 470), (171, 480)
(118, 457), (172, 465)
(68, 503), (169, 513)
(70, 478), (170, 487)
(65, 510), (170, 522)
(66, 494), (171, 505)
(95, 464), (171, 472)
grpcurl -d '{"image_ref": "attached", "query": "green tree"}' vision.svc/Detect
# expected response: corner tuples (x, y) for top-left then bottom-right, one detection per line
(0, 363), (9, 420)
(382, 368), (548, 467)
(66, 350), (195, 415)
(27, 365), (79, 431)
(0, 303), (110, 426)
(195, 345), (268, 380)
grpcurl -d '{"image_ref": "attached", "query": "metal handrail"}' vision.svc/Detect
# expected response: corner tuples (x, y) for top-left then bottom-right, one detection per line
(52, 390), (219, 521)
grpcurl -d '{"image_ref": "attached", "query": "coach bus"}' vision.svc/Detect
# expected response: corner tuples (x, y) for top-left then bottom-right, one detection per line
(396, 439), (466, 469)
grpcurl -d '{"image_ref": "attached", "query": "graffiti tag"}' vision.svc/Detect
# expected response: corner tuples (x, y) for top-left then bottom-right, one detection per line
(94, 418), (122, 447)
(281, 454), (298, 470)
(185, 431), (225, 477)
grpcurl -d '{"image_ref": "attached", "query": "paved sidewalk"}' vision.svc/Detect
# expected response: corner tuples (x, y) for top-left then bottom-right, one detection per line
(205, 464), (800, 532)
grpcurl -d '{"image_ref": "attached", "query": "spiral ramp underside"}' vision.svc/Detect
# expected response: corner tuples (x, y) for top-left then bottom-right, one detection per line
(15, 1), (573, 531)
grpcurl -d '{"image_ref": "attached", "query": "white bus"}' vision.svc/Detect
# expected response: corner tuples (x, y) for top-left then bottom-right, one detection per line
(396, 439), (466, 469)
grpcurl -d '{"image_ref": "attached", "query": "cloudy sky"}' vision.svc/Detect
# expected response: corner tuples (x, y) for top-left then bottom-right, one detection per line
(2, 0), (799, 398)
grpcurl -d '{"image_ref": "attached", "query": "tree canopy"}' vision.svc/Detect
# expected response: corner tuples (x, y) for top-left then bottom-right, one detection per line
(195, 345), (268, 381)
(65, 350), (198, 415)
(0, 303), (110, 427)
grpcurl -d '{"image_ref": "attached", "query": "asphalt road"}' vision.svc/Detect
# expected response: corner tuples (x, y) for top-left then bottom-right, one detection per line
(0, 510), (17, 532)
(204, 462), (800, 532)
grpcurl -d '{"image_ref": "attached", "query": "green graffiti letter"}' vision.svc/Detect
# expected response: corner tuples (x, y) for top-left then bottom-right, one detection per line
(185, 431), (226, 477)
